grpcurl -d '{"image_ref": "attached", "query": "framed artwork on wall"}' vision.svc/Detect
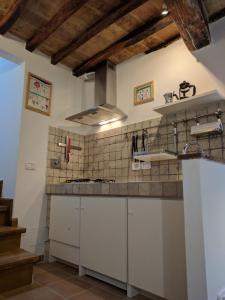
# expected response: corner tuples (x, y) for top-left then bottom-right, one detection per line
(134, 81), (154, 106)
(25, 72), (52, 116)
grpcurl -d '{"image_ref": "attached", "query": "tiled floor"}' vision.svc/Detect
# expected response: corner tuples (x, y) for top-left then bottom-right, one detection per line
(0, 262), (150, 300)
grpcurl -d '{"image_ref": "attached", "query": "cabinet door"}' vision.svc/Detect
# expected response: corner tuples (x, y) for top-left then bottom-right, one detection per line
(128, 198), (187, 300)
(128, 198), (164, 297)
(80, 197), (127, 282)
(161, 200), (187, 300)
(49, 196), (80, 247)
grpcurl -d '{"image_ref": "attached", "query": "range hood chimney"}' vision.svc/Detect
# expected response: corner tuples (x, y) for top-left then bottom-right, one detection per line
(66, 61), (127, 126)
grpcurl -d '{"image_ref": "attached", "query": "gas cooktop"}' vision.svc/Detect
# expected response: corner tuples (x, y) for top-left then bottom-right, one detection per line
(65, 178), (115, 183)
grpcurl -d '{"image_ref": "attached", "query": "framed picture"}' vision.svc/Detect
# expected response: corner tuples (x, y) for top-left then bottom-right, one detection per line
(25, 72), (52, 116)
(134, 81), (154, 105)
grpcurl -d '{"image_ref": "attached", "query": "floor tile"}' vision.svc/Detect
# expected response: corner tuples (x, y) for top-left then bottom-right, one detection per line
(5, 287), (65, 300)
(48, 277), (92, 298)
(99, 282), (127, 297)
(1, 263), (152, 300)
(68, 286), (124, 300)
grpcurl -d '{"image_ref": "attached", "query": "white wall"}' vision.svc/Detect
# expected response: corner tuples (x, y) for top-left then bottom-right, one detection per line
(182, 158), (225, 300)
(1, 17), (225, 254)
(96, 17), (225, 132)
(0, 58), (24, 198)
(0, 36), (83, 254)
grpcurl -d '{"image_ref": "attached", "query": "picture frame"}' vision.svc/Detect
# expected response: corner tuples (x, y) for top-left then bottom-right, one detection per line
(25, 72), (52, 116)
(134, 81), (154, 106)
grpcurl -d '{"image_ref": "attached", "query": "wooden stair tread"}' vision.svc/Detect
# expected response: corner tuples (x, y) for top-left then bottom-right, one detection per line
(0, 226), (26, 237)
(0, 205), (8, 212)
(0, 249), (40, 270)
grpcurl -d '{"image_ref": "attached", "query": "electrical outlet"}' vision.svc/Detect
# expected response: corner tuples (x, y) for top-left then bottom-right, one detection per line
(51, 159), (61, 169)
(132, 161), (141, 170)
(141, 162), (151, 169)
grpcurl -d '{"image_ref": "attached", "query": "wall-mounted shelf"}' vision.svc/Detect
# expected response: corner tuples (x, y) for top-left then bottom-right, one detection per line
(134, 151), (177, 162)
(153, 90), (225, 115)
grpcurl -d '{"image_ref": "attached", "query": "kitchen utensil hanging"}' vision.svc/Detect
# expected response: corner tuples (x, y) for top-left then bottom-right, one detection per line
(58, 136), (82, 163)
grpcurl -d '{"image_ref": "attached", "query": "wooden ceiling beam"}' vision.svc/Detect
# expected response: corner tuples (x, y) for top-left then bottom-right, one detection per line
(51, 0), (150, 65)
(73, 15), (173, 77)
(145, 34), (181, 55)
(0, 0), (26, 34)
(209, 8), (225, 23)
(26, 0), (89, 52)
(164, 0), (210, 51)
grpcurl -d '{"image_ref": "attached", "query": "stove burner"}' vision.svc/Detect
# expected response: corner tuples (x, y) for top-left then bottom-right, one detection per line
(65, 178), (115, 183)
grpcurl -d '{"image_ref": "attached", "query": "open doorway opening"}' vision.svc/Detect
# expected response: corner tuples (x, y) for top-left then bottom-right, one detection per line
(0, 55), (25, 198)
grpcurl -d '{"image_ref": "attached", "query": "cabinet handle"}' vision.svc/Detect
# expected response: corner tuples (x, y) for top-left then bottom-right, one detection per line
(128, 211), (134, 216)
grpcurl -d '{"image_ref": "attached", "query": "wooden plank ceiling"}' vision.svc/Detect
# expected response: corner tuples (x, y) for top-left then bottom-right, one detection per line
(0, 0), (224, 76)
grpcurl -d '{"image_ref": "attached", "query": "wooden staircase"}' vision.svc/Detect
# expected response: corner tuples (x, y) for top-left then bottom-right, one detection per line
(0, 182), (41, 294)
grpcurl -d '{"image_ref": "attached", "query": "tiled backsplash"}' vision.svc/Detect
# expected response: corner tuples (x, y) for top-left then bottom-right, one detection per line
(47, 127), (84, 184)
(47, 102), (225, 183)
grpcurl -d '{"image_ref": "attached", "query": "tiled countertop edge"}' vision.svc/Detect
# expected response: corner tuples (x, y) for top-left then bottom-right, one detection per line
(46, 181), (183, 199)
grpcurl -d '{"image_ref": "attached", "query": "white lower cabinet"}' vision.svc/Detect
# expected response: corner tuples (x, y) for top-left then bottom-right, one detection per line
(128, 198), (187, 300)
(80, 196), (127, 283)
(48, 195), (186, 299)
(49, 196), (80, 264)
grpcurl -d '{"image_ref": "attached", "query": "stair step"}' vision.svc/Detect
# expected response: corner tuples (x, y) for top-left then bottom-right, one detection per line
(0, 249), (41, 271)
(0, 199), (13, 226)
(0, 226), (26, 237)
(0, 249), (41, 293)
(0, 205), (8, 212)
(0, 227), (25, 253)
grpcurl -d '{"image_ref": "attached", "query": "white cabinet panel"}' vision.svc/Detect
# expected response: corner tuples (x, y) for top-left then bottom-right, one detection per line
(50, 240), (80, 265)
(128, 198), (187, 300)
(80, 196), (127, 282)
(128, 198), (164, 297)
(49, 196), (80, 247)
(161, 200), (187, 300)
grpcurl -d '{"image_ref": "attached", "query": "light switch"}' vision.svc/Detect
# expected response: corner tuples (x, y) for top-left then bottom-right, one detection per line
(25, 162), (36, 170)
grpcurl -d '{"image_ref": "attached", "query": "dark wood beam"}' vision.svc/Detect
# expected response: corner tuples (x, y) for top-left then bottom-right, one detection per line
(209, 8), (225, 23)
(0, 0), (26, 34)
(165, 0), (210, 51)
(145, 34), (181, 55)
(51, 0), (149, 65)
(26, 0), (89, 52)
(73, 15), (173, 77)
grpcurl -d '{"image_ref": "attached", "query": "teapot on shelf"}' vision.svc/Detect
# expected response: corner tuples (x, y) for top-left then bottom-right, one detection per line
(163, 81), (197, 104)
(179, 81), (196, 99)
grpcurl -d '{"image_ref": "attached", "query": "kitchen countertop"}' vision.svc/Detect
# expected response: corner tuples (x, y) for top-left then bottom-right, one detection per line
(178, 152), (225, 165)
(46, 181), (183, 199)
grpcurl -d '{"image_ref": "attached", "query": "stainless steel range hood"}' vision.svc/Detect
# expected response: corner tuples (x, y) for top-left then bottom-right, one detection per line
(66, 61), (127, 126)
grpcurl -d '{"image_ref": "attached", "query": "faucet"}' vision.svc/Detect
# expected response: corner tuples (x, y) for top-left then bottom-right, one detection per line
(183, 141), (203, 154)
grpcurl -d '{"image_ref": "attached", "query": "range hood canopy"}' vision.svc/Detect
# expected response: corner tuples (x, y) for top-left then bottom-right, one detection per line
(66, 61), (127, 126)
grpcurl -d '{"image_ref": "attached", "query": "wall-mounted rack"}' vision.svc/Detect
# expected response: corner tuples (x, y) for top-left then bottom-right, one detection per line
(153, 90), (225, 115)
(133, 151), (177, 162)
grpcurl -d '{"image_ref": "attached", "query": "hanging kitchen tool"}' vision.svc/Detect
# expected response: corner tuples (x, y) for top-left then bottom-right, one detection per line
(131, 134), (136, 157)
(135, 134), (138, 153)
(141, 129), (148, 152)
(58, 135), (82, 163)
(172, 122), (178, 154)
